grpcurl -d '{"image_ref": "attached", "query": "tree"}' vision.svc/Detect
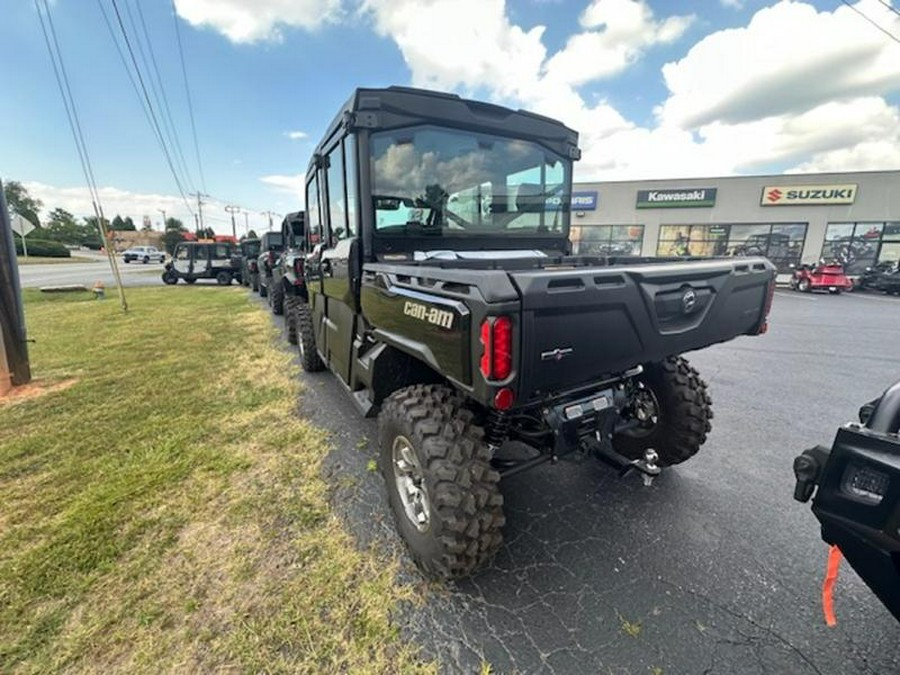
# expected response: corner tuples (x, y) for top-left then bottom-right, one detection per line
(3, 181), (43, 228)
(123, 216), (136, 230)
(244, 229), (259, 240)
(196, 226), (215, 239)
(109, 214), (135, 231)
(163, 217), (187, 254)
(44, 208), (86, 245)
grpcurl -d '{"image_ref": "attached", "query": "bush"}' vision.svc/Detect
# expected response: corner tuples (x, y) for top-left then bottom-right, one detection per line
(14, 237), (71, 258)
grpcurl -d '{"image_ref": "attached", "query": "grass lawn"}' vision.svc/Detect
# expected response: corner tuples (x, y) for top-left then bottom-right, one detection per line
(16, 256), (97, 265)
(0, 287), (430, 674)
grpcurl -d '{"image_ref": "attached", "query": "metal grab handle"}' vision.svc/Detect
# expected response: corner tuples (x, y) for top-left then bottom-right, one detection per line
(865, 380), (900, 435)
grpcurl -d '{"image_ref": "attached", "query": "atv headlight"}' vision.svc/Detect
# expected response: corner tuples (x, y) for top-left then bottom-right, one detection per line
(840, 463), (889, 506)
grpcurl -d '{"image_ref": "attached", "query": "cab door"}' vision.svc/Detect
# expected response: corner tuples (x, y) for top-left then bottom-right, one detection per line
(315, 137), (360, 384)
(173, 244), (191, 275)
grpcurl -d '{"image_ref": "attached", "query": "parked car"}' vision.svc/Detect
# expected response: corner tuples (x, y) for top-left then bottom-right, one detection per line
(238, 238), (261, 290)
(789, 261), (853, 294)
(123, 245), (165, 263)
(255, 231), (285, 299)
(161, 241), (241, 285)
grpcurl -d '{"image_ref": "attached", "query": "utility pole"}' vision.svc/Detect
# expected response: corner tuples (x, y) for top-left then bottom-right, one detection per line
(189, 192), (209, 230)
(261, 210), (280, 232)
(157, 208), (166, 230)
(225, 205), (240, 240)
(0, 180), (31, 390)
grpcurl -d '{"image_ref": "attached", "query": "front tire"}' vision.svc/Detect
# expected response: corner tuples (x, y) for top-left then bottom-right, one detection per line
(798, 278), (811, 292)
(378, 384), (504, 580)
(295, 301), (324, 372)
(162, 270), (178, 285)
(259, 280), (268, 298)
(250, 272), (259, 292)
(614, 356), (712, 466)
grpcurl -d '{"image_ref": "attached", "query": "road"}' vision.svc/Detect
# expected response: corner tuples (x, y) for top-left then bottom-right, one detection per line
(16, 252), (167, 288)
(272, 288), (900, 674)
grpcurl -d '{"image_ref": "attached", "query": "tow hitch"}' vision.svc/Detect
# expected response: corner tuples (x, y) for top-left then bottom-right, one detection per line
(583, 435), (661, 485)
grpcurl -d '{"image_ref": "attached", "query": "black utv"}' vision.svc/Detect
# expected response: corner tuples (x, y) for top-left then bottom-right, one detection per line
(255, 231), (284, 299)
(299, 86), (776, 579)
(162, 241), (241, 285)
(238, 237), (262, 290)
(267, 212), (318, 366)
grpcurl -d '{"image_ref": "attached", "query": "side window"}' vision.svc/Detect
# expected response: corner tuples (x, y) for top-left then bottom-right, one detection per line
(327, 146), (347, 242)
(344, 137), (358, 238)
(213, 244), (230, 261)
(176, 246), (189, 261)
(306, 174), (322, 247)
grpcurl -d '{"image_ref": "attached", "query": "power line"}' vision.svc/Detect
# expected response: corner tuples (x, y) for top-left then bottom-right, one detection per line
(874, 0), (900, 20)
(108, 0), (196, 216)
(35, 0), (128, 311)
(839, 0), (900, 45)
(128, 0), (196, 194)
(171, 0), (207, 193)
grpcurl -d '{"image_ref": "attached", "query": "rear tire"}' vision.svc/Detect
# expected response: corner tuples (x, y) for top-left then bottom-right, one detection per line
(798, 278), (811, 292)
(614, 356), (712, 466)
(378, 384), (504, 580)
(295, 301), (324, 372)
(216, 271), (232, 286)
(285, 296), (299, 345)
(143, 256), (149, 264)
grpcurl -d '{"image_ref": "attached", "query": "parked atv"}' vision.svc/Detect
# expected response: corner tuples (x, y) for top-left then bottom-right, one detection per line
(238, 237), (261, 290)
(162, 241), (241, 285)
(857, 261), (900, 295)
(789, 260), (853, 294)
(794, 380), (900, 623)
(255, 231), (284, 299)
(299, 86), (776, 579)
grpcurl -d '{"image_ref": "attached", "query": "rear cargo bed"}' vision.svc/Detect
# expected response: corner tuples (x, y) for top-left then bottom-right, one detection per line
(508, 257), (774, 402)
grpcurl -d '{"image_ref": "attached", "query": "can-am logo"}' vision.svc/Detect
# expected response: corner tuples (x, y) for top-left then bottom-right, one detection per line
(761, 184), (857, 206)
(636, 188), (717, 208)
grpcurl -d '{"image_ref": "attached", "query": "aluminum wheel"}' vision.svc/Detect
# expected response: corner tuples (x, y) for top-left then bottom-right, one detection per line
(392, 435), (431, 533)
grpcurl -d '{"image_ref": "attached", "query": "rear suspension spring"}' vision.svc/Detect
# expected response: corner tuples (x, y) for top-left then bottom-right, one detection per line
(485, 409), (510, 451)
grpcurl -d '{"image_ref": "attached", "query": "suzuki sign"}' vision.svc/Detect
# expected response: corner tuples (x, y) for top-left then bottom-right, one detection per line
(761, 184), (857, 206)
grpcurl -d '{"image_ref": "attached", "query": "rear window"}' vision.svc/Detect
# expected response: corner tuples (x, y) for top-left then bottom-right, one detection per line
(263, 233), (284, 251)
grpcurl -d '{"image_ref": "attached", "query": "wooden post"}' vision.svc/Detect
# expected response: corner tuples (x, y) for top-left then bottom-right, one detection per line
(0, 325), (11, 396)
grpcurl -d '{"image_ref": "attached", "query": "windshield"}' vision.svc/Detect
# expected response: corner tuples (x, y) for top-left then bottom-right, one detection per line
(242, 241), (261, 256)
(370, 126), (570, 236)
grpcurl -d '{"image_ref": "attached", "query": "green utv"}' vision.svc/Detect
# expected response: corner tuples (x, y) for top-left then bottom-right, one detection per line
(256, 231), (285, 300)
(299, 87), (776, 580)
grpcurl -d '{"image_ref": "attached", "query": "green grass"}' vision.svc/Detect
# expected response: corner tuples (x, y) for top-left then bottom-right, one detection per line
(15, 255), (96, 265)
(0, 287), (431, 674)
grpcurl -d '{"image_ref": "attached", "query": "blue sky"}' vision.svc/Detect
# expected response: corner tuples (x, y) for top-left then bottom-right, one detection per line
(2, 0), (899, 234)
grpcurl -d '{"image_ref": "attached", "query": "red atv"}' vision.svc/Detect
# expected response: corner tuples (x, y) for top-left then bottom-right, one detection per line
(790, 261), (853, 294)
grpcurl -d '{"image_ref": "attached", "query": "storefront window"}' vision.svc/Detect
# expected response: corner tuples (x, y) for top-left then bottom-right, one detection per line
(657, 223), (805, 272)
(822, 222), (896, 274)
(573, 224), (644, 256)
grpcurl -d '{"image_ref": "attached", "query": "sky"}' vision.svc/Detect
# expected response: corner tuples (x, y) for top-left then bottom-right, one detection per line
(2, 0), (899, 235)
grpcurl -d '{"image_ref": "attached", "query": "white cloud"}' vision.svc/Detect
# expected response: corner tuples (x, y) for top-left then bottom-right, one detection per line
(23, 182), (274, 236)
(174, 0), (341, 43)
(657, 0), (900, 129)
(260, 174), (306, 203)
(720, 0), (743, 8)
(544, 0), (693, 87)
(285, 130), (309, 140)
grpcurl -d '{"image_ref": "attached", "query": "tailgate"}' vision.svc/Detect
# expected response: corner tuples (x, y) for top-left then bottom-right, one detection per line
(510, 258), (774, 401)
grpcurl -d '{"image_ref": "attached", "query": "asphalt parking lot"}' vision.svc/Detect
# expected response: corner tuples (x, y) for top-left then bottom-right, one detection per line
(284, 287), (900, 674)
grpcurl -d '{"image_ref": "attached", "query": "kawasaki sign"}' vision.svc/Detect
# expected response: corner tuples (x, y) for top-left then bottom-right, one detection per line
(636, 188), (717, 208)
(761, 184), (857, 206)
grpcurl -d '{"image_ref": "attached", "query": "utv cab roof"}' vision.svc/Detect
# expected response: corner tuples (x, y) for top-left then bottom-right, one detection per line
(309, 86), (581, 173)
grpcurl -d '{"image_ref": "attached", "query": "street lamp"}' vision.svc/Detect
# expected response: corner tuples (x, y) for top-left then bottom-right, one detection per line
(157, 208), (166, 230)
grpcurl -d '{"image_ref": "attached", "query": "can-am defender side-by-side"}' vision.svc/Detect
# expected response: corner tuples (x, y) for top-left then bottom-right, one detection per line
(300, 87), (776, 579)
(162, 242), (241, 285)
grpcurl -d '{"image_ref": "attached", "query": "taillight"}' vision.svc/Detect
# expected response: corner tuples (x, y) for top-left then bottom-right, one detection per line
(267, 251), (275, 266)
(479, 316), (513, 380)
(757, 277), (776, 335)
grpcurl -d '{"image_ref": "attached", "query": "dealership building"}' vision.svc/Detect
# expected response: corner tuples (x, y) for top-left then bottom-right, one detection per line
(569, 170), (900, 278)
